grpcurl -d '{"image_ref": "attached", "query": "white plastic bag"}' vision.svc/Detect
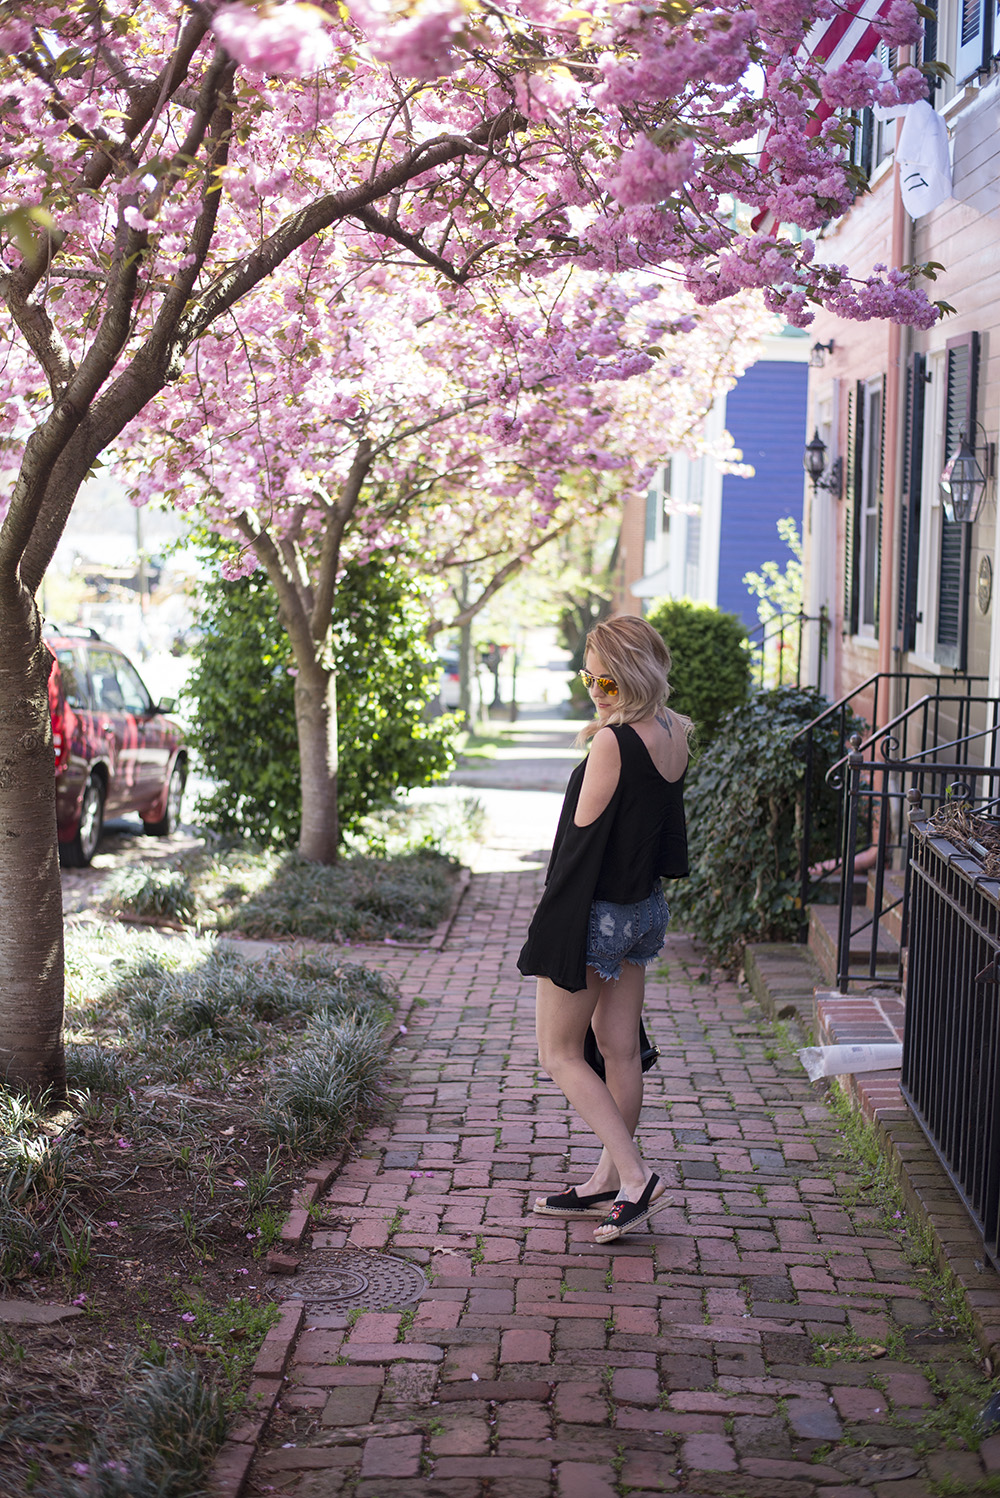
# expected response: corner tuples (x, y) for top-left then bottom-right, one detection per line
(798, 1043), (903, 1081)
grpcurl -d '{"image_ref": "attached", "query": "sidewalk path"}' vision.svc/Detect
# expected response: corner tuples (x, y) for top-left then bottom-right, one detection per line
(246, 796), (997, 1498)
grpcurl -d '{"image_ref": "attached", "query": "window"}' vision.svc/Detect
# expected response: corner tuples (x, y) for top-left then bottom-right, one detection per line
(55, 649), (89, 710)
(844, 380), (884, 637)
(935, 333), (980, 669)
(114, 657), (152, 716)
(922, 0), (995, 103)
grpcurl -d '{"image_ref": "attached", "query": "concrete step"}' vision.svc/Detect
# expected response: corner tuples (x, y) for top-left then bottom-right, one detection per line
(807, 901), (901, 986)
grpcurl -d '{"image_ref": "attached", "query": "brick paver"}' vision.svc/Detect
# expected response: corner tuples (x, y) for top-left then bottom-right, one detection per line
(244, 797), (997, 1497)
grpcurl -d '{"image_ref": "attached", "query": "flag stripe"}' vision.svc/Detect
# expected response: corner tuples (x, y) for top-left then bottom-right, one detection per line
(753, 0), (898, 232)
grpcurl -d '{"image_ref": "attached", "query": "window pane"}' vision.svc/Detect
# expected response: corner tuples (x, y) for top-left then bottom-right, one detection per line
(55, 649), (88, 709)
(113, 657), (152, 715)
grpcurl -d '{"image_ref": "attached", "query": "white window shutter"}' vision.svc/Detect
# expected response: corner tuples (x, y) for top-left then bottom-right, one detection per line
(955, 0), (986, 83)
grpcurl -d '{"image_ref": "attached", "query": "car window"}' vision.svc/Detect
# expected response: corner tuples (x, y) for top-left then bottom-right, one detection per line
(112, 656), (153, 715)
(87, 649), (128, 712)
(54, 648), (90, 710)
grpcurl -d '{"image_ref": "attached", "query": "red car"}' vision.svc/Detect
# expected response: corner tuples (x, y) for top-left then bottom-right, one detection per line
(45, 626), (188, 867)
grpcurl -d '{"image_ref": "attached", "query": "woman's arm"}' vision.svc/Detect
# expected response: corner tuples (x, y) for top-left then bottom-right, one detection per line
(574, 727), (622, 827)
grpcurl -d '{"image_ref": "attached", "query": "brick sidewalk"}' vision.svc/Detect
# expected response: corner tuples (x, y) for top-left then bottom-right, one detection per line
(244, 857), (999, 1498)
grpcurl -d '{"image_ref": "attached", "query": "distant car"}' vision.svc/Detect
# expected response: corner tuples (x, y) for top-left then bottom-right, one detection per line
(437, 650), (461, 709)
(45, 626), (188, 867)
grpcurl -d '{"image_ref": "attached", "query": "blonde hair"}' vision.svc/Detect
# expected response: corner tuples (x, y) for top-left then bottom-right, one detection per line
(579, 615), (685, 744)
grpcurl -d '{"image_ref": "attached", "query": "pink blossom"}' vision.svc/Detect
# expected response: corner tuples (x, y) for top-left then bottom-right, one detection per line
(221, 550), (259, 580)
(874, 0), (923, 47)
(180, 1311), (197, 1322)
(607, 138), (696, 207)
(123, 206), (154, 233)
(211, 3), (334, 77)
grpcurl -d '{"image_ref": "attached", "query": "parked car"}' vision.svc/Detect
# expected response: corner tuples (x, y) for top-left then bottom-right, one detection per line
(45, 625), (188, 867)
(437, 650), (461, 709)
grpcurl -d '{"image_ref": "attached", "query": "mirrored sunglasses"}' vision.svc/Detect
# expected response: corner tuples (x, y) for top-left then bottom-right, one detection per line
(579, 669), (619, 697)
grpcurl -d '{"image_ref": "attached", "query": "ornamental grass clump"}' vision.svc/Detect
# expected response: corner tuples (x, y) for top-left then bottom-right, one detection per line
(226, 849), (455, 942)
(47, 1360), (227, 1498)
(102, 865), (196, 925)
(263, 1013), (388, 1156)
(0, 1088), (76, 1289)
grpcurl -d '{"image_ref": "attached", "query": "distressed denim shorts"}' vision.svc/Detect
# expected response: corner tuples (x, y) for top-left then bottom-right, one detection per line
(586, 885), (669, 982)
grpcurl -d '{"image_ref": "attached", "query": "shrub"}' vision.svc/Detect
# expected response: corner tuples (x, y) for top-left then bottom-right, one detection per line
(668, 685), (863, 966)
(645, 598), (752, 743)
(184, 557), (459, 846)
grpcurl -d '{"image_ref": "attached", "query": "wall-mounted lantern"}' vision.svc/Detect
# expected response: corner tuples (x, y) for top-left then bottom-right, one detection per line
(939, 428), (994, 524)
(809, 340), (835, 369)
(804, 429), (844, 499)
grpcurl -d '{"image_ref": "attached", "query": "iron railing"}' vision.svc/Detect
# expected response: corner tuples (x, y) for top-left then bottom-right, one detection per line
(830, 718), (1000, 989)
(793, 672), (991, 935)
(747, 608), (829, 691)
(902, 804), (1000, 1269)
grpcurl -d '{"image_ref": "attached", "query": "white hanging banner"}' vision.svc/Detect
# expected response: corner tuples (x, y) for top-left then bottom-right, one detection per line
(896, 100), (952, 218)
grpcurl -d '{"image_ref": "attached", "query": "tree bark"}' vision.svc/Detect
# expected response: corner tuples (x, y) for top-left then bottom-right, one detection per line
(295, 663), (339, 864)
(0, 587), (66, 1096)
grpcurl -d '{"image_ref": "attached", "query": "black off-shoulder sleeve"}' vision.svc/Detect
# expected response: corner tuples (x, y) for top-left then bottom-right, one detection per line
(516, 765), (623, 993)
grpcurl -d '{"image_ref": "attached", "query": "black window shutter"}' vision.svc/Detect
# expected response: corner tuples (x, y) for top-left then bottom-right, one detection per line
(898, 353), (927, 652)
(874, 393), (885, 639)
(935, 334), (979, 670)
(843, 382), (864, 636)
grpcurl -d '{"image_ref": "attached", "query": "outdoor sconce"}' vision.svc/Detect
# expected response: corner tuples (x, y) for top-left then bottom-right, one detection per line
(804, 429), (844, 499)
(810, 339), (835, 368)
(939, 426), (995, 524)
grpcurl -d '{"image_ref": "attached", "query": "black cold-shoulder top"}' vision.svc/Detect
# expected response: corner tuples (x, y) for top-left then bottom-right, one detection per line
(516, 721), (688, 994)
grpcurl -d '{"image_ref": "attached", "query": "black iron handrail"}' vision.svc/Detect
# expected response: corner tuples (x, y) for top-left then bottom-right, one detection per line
(746, 607), (829, 691)
(833, 721), (1000, 989)
(793, 671), (991, 938)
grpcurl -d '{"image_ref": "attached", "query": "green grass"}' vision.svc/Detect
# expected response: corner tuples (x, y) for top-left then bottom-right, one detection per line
(172, 1295), (281, 1393)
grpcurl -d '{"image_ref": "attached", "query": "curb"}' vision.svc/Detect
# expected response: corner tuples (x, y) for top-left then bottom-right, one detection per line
(743, 940), (1000, 1369)
(207, 900), (455, 1497)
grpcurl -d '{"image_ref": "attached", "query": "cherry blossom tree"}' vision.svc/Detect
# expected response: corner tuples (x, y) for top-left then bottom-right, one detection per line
(0, 0), (940, 1092)
(126, 266), (773, 795)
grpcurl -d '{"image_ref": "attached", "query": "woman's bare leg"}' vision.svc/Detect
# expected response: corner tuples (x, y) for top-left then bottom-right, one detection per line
(578, 961), (647, 1194)
(535, 969), (651, 1201)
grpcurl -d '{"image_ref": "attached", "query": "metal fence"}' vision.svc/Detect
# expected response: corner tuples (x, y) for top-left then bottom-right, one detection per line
(746, 608), (828, 691)
(793, 674), (994, 943)
(830, 730), (1000, 990)
(903, 808), (1000, 1269)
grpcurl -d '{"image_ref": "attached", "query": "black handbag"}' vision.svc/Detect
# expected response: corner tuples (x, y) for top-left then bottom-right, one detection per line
(584, 1018), (660, 1081)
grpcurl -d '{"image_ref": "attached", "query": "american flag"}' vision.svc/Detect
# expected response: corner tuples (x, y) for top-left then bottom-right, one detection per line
(753, 0), (898, 233)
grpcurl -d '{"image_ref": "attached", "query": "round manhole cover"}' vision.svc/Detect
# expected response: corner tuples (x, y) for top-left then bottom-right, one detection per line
(282, 1249), (426, 1310)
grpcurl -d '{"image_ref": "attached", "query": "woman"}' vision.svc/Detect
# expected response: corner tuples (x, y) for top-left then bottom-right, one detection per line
(517, 615), (688, 1242)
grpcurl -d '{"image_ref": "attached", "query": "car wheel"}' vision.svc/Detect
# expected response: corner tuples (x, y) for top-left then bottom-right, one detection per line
(60, 773), (105, 868)
(143, 762), (186, 837)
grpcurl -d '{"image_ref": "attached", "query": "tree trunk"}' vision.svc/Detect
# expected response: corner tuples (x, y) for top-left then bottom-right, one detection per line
(295, 663), (339, 863)
(0, 592), (66, 1096)
(459, 618), (473, 720)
